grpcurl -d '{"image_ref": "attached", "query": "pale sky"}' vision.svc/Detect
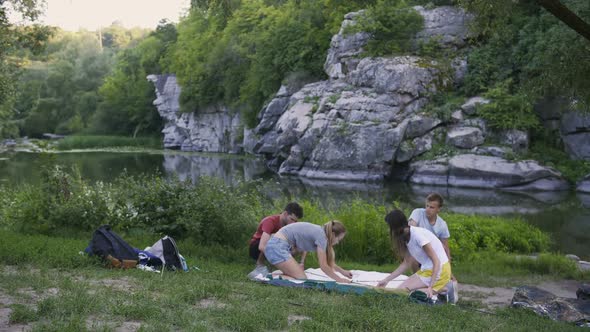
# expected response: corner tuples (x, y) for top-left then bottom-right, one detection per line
(12, 0), (191, 31)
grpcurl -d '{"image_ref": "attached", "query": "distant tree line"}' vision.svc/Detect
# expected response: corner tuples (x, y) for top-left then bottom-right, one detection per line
(1, 0), (589, 139)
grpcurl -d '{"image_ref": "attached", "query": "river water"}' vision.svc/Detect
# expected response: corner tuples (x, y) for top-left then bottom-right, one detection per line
(1, 150), (589, 259)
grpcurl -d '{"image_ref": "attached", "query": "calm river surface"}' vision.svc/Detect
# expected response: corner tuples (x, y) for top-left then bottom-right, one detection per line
(1, 150), (589, 259)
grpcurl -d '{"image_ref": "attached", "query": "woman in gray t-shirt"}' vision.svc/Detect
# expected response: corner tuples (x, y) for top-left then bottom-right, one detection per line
(264, 221), (352, 283)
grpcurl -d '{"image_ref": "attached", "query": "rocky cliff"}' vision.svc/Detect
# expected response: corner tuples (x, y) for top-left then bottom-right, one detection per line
(149, 5), (589, 192)
(147, 74), (243, 153)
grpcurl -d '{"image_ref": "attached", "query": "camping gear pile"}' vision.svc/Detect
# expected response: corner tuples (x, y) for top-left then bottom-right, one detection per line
(84, 225), (188, 272)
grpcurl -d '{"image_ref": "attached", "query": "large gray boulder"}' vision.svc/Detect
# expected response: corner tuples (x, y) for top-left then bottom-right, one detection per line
(414, 6), (472, 48)
(460, 96), (490, 115)
(578, 174), (590, 193)
(446, 126), (484, 149)
(511, 286), (590, 327)
(408, 154), (570, 191)
(347, 56), (444, 97)
(561, 111), (590, 160)
(324, 11), (371, 80)
(497, 129), (529, 153)
(255, 54), (445, 180)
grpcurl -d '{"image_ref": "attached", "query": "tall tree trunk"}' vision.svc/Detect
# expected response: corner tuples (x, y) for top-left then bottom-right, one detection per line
(536, 0), (590, 42)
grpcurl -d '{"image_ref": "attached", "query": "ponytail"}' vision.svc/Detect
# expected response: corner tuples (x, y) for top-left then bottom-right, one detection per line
(323, 220), (346, 267)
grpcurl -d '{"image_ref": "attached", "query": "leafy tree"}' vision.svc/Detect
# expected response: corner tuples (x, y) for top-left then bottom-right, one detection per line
(460, 0), (590, 109)
(170, 0), (368, 127)
(351, 0), (424, 56)
(91, 21), (178, 136)
(0, 0), (51, 137)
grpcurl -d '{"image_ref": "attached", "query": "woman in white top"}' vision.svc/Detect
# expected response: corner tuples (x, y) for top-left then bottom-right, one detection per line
(377, 209), (451, 297)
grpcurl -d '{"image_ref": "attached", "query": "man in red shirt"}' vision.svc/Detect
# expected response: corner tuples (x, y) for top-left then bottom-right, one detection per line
(248, 202), (303, 279)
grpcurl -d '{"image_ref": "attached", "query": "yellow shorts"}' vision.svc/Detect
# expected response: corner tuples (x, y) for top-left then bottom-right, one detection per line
(416, 262), (451, 292)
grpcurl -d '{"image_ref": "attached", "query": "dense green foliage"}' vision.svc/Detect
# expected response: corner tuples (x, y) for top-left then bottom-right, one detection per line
(0, 167), (264, 246)
(169, 0), (374, 127)
(459, 0), (590, 106)
(0, 0), (51, 138)
(350, 0), (423, 56)
(2, 19), (176, 139)
(54, 135), (162, 150)
(91, 22), (178, 135)
(525, 139), (590, 183)
(0, 167), (557, 264)
(15, 30), (116, 137)
(478, 80), (540, 131)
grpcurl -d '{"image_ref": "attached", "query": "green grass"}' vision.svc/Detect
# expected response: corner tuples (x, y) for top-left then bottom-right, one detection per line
(0, 230), (584, 331)
(1, 172), (588, 330)
(54, 135), (162, 151)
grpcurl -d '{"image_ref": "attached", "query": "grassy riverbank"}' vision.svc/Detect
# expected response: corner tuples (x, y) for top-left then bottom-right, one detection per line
(0, 170), (588, 330)
(54, 135), (162, 150)
(0, 231), (585, 331)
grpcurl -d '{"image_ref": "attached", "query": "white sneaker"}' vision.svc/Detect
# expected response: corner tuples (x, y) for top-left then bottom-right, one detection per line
(446, 280), (459, 304)
(247, 265), (269, 280)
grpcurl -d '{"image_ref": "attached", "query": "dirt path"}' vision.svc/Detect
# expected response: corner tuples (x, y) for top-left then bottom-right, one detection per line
(460, 279), (583, 308)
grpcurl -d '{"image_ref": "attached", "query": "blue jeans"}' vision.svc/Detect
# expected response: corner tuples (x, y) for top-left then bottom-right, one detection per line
(265, 236), (292, 265)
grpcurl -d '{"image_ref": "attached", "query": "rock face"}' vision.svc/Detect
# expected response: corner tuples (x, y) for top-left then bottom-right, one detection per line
(149, 6), (572, 190)
(324, 11), (371, 80)
(249, 6), (472, 181)
(511, 286), (590, 327)
(578, 174), (590, 193)
(407, 154), (569, 191)
(147, 74), (242, 153)
(414, 5), (473, 48)
(535, 97), (590, 160)
(561, 110), (590, 160)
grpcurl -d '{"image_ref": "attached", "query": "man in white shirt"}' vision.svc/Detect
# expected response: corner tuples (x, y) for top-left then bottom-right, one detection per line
(409, 193), (451, 261)
(409, 192), (458, 303)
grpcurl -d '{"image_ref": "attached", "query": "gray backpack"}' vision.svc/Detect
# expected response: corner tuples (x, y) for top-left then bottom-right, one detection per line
(146, 236), (184, 271)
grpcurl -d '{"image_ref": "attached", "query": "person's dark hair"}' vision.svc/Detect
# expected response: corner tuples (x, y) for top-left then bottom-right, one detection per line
(426, 193), (444, 207)
(284, 202), (303, 219)
(384, 209), (410, 259)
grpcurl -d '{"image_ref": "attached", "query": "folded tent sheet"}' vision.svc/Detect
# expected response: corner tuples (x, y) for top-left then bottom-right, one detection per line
(303, 268), (408, 289)
(255, 268), (408, 291)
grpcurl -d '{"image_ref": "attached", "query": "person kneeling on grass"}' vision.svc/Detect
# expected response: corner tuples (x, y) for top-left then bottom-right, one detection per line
(264, 221), (352, 283)
(377, 209), (454, 303)
(247, 202), (303, 279)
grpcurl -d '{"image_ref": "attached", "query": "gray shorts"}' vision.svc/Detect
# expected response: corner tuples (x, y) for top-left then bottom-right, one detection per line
(265, 236), (292, 265)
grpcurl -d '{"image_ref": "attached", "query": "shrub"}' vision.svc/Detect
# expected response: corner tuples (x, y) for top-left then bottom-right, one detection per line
(446, 212), (552, 260)
(55, 135), (161, 150)
(478, 80), (540, 131)
(0, 168), (556, 262)
(350, 0), (424, 56)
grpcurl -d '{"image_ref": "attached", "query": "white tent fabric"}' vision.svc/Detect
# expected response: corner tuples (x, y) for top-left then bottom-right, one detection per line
(304, 268), (408, 289)
(256, 268), (408, 289)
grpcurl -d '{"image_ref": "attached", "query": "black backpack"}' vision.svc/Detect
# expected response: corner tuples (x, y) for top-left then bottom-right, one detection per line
(88, 225), (139, 268)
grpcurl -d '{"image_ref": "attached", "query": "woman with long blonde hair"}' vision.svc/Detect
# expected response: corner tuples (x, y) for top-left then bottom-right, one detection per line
(264, 220), (352, 283)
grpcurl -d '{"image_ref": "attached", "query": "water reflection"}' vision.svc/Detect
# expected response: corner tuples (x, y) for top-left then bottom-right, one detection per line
(162, 153), (268, 183)
(2, 151), (589, 258)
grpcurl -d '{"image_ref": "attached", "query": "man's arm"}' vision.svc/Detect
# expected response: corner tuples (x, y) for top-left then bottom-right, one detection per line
(258, 232), (271, 252)
(440, 238), (450, 261)
(408, 218), (418, 226)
